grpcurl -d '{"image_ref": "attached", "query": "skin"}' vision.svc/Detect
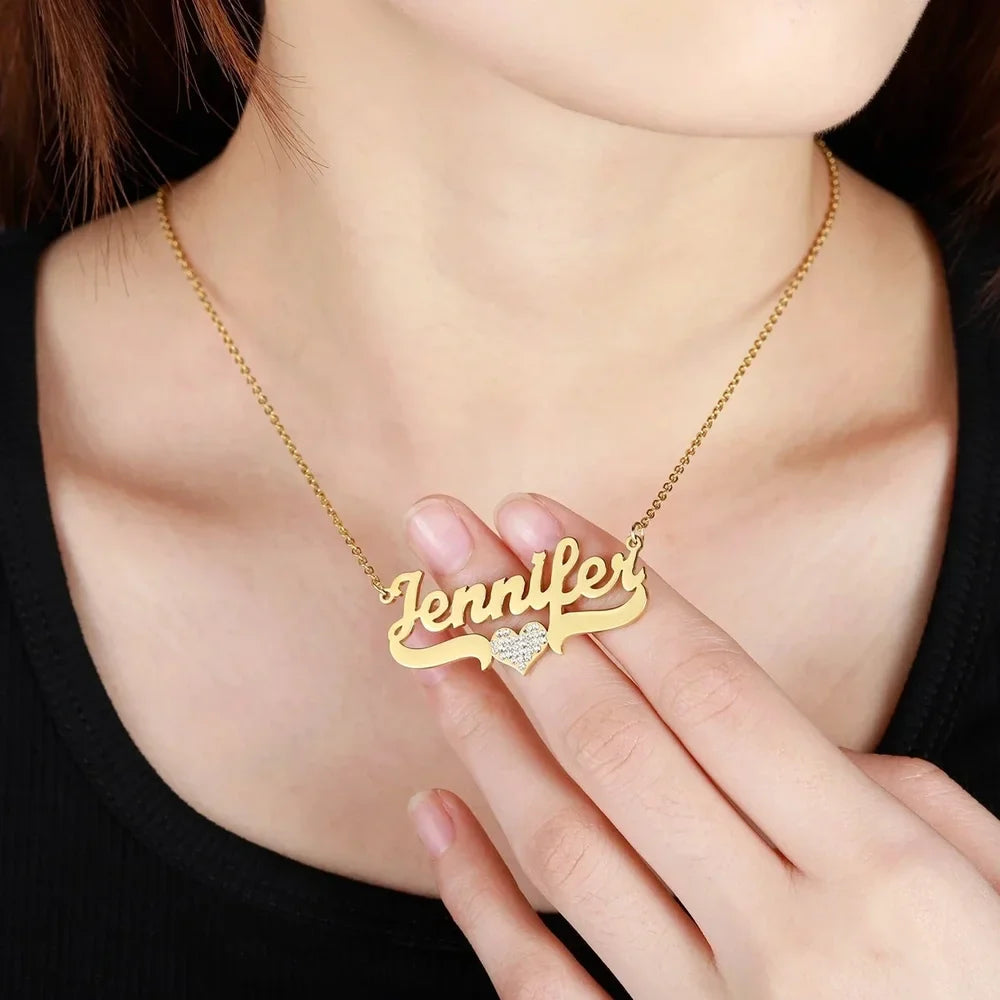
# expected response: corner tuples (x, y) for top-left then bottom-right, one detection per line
(405, 492), (1000, 997)
(29, 0), (973, 980)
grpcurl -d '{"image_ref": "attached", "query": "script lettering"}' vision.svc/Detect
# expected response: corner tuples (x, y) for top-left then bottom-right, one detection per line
(387, 534), (647, 671)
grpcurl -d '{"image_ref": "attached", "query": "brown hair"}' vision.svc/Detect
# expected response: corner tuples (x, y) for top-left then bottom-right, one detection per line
(1, 0), (1000, 237)
(0, 0), (289, 227)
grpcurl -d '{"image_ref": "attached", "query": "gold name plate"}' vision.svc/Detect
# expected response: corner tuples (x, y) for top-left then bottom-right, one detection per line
(386, 534), (647, 675)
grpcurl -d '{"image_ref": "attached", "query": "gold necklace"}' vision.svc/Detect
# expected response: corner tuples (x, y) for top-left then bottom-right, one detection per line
(156, 137), (839, 676)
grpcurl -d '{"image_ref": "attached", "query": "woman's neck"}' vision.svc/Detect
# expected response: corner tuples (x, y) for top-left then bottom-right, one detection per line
(182, 1), (828, 366)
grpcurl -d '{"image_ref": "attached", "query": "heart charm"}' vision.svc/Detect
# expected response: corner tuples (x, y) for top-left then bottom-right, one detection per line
(489, 621), (549, 675)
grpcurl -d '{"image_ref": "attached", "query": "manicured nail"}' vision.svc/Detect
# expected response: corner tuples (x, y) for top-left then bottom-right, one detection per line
(406, 498), (474, 575)
(407, 789), (455, 858)
(495, 493), (562, 552)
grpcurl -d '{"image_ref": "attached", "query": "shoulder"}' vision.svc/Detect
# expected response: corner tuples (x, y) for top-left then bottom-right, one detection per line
(2, 200), (167, 335)
(10, 200), (177, 435)
(0, 210), (137, 354)
(836, 159), (1000, 347)
(12, 199), (226, 493)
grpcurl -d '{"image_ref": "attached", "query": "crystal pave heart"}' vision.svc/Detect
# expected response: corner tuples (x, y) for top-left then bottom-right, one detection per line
(489, 621), (549, 675)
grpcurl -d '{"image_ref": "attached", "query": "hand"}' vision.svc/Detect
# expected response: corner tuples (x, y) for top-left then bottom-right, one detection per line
(401, 493), (1000, 999)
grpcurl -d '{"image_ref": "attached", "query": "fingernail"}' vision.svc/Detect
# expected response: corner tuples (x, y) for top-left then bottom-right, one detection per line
(495, 493), (562, 552)
(407, 789), (455, 858)
(406, 498), (473, 575)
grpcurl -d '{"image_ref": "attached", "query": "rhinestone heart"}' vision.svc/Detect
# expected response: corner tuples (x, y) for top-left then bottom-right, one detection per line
(489, 621), (549, 675)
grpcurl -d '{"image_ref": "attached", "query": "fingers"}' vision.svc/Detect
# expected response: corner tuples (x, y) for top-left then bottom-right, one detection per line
(843, 752), (1000, 891)
(407, 789), (610, 1000)
(492, 493), (915, 877)
(404, 495), (787, 945)
(410, 623), (722, 999)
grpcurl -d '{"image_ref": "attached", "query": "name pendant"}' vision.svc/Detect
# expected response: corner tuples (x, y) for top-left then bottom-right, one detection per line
(385, 533), (648, 676)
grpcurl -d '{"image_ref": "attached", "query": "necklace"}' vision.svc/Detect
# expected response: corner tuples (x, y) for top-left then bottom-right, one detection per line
(156, 137), (839, 676)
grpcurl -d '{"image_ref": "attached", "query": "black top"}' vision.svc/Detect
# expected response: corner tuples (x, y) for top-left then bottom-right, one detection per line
(1, 210), (998, 1000)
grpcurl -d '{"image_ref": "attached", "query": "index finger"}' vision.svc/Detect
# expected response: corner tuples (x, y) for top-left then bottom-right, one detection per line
(494, 492), (918, 877)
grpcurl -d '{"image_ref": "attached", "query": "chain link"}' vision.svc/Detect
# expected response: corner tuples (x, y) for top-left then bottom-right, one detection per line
(157, 137), (838, 603)
(156, 191), (395, 603)
(629, 137), (839, 542)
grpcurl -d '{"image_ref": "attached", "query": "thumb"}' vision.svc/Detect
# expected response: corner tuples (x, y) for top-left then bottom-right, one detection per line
(842, 750), (1000, 891)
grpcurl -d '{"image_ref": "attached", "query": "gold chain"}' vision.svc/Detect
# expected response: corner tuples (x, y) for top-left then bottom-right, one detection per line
(156, 136), (839, 606)
(156, 196), (394, 601)
(630, 138), (839, 539)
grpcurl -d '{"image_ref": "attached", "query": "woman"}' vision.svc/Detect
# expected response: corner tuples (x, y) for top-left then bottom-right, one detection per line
(1, 1), (998, 997)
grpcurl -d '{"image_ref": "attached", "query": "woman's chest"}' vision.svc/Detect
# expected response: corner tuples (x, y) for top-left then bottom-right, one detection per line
(42, 406), (955, 903)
